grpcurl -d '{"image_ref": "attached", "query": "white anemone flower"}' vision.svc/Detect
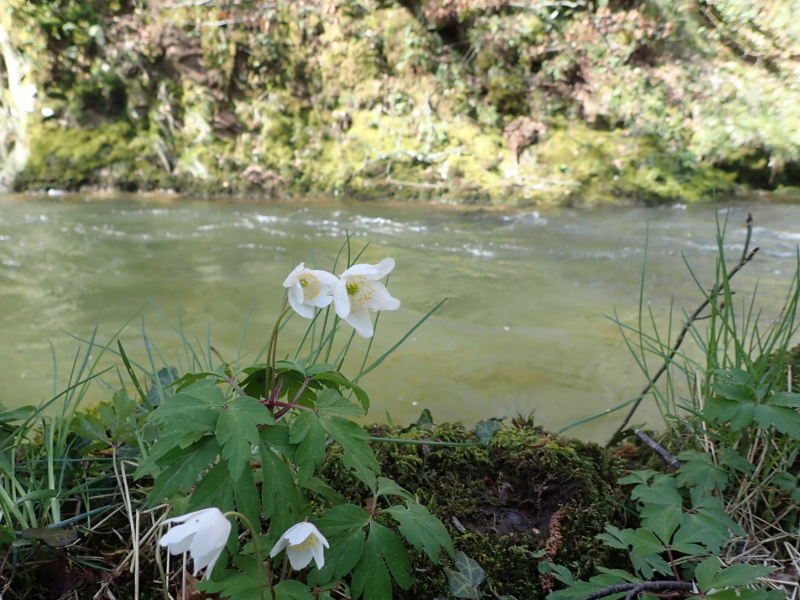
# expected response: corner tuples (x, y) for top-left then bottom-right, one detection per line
(269, 521), (329, 571)
(159, 507), (231, 577)
(333, 258), (400, 338)
(283, 263), (339, 319)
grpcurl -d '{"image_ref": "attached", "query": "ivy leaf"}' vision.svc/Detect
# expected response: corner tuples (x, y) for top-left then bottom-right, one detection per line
(217, 396), (273, 482)
(475, 419), (501, 444)
(445, 568), (480, 600)
(456, 551), (485, 586)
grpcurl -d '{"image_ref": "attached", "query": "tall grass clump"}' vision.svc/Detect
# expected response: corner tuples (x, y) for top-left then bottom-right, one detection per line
(551, 212), (799, 600)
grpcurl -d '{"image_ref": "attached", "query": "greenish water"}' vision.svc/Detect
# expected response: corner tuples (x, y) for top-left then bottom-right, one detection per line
(1, 194), (799, 441)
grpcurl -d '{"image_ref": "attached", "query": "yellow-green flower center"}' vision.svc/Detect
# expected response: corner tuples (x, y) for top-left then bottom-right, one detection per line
(290, 534), (319, 552)
(345, 280), (360, 296)
(299, 274), (320, 300)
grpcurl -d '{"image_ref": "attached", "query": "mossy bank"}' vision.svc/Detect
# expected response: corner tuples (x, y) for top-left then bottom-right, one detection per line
(1, 0), (799, 205)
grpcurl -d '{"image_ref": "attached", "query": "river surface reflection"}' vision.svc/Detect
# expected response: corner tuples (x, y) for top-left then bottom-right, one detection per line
(1, 194), (799, 441)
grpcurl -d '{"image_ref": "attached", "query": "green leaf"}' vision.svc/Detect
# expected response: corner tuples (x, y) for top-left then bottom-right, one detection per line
(314, 388), (364, 418)
(695, 556), (722, 592)
(455, 551), (485, 586)
(375, 477), (414, 502)
(676, 451), (729, 491)
(298, 476), (344, 505)
(445, 568), (480, 600)
(754, 404), (800, 437)
(274, 579), (316, 600)
(475, 419), (501, 444)
(146, 436), (221, 504)
(189, 461), (233, 510)
(322, 415), (379, 488)
(709, 564), (775, 589)
(315, 503), (371, 536)
(217, 396), (273, 482)
(259, 447), (305, 538)
(718, 448), (753, 474)
(384, 503), (454, 563)
(639, 503), (682, 544)
(351, 524), (398, 600)
(290, 411), (327, 480)
(370, 522), (412, 589)
(630, 475), (683, 508)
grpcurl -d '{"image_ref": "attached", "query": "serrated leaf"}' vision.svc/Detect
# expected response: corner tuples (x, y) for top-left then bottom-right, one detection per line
(445, 568), (480, 599)
(309, 525), (366, 584)
(695, 556), (721, 592)
(456, 551), (485, 586)
(710, 564), (775, 589)
(754, 404), (800, 437)
(274, 579), (316, 600)
(375, 477), (414, 502)
(768, 391), (800, 408)
(617, 469), (659, 486)
(676, 451), (729, 491)
(350, 527), (393, 600)
(384, 503), (454, 563)
(631, 475), (683, 508)
(260, 447), (304, 538)
(322, 416), (379, 488)
(370, 522), (412, 589)
(146, 436), (221, 504)
(315, 503), (371, 536)
(719, 448), (753, 474)
(639, 504), (682, 544)
(217, 396), (273, 482)
(315, 388), (364, 418)
(290, 411), (327, 480)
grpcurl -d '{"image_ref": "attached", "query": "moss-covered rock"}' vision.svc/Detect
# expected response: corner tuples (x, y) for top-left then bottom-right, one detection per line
(321, 422), (626, 599)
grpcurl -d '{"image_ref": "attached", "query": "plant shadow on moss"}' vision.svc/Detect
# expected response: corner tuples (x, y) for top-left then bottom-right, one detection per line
(320, 419), (628, 599)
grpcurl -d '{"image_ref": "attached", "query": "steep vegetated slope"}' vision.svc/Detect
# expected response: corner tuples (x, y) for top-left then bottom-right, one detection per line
(1, 0), (798, 204)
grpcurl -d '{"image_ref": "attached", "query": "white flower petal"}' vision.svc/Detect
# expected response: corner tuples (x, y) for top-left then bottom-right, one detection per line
(283, 264), (337, 319)
(158, 507), (231, 579)
(333, 279), (351, 318)
(362, 281), (400, 311)
(271, 522), (329, 571)
(344, 308), (374, 338)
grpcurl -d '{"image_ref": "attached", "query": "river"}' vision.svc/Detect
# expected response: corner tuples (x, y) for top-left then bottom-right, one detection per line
(1, 193), (799, 441)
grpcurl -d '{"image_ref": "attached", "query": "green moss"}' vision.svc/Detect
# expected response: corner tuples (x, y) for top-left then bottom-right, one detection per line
(320, 423), (626, 599)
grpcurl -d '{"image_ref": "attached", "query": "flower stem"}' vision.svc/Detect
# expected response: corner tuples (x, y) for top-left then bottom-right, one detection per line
(225, 511), (270, 600)
(266, 304), (291, 399)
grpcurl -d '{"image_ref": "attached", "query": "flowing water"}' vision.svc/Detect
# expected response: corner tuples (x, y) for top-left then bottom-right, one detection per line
(1, 193), (799, 441)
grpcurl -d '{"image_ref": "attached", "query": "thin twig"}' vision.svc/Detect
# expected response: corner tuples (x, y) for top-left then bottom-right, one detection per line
(579, 580), (694, 600)
(635, 430), (682, 469)
(608, 214), (759, 445)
